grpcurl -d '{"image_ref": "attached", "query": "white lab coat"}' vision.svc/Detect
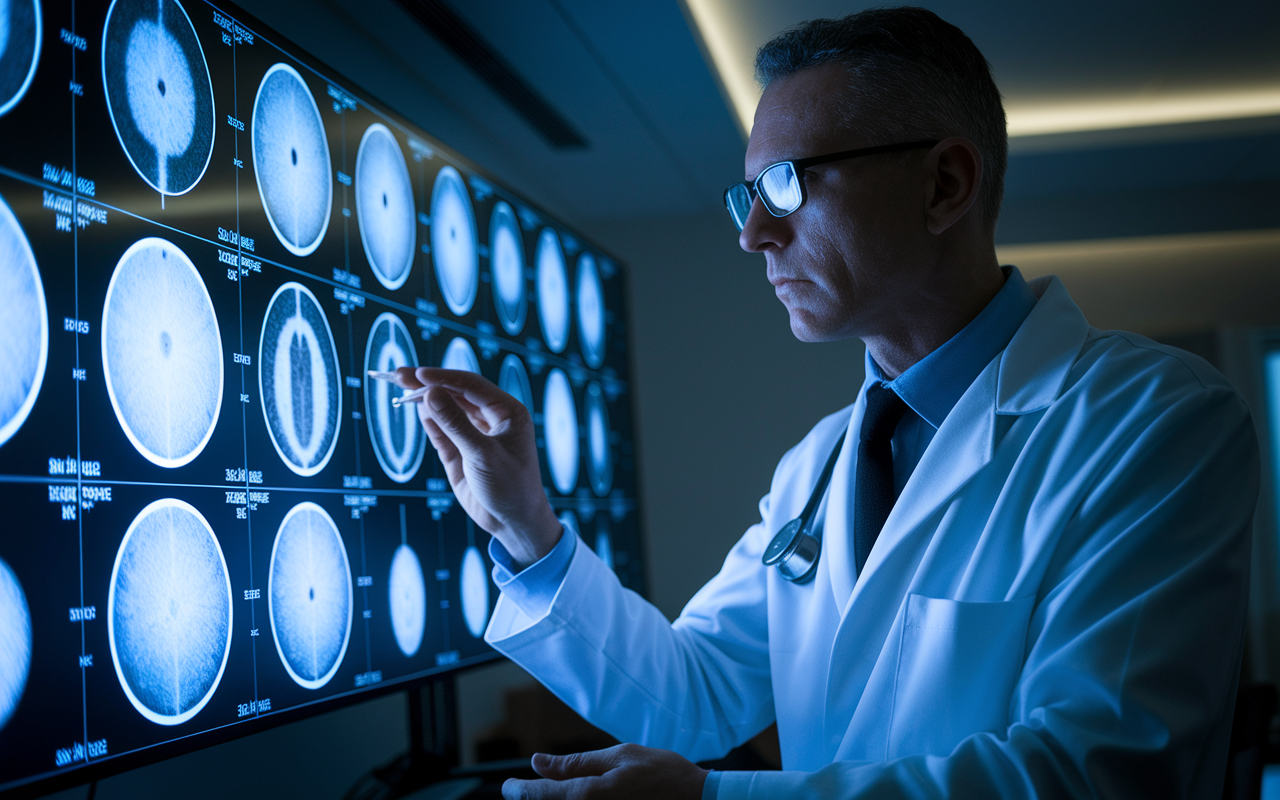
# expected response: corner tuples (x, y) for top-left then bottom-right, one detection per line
(486, 276), (1259, 799)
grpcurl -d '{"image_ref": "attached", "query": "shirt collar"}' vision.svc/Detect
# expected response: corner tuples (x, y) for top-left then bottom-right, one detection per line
(865, 265), (1038, 429)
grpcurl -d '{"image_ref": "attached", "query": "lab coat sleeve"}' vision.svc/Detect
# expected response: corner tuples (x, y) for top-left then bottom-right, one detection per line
(484, 478), (784, 762)
(717, 381), (1258, 798)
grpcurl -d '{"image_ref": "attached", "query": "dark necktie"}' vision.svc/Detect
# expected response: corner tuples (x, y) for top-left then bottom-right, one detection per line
(854, 383), (909, 576)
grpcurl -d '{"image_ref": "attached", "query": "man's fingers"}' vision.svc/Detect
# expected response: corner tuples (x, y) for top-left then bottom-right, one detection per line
(414, 367), (511, 408)
(532, 749), (617, 780)
(424, 387), (487, 454)
(389, 366), (422, 390)
(502, 777), (592, 800)
(422, 418), (464, 484)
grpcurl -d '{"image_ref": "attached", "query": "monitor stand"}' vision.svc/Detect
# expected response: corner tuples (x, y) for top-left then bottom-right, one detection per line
(342, 677), (480, 800)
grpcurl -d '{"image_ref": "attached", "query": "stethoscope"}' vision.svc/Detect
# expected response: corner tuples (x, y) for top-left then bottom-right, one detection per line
(761, 424), (848, 583)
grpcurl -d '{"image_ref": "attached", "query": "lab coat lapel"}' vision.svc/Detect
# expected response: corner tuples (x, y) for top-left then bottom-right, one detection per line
(819, 275), (1090, 760)
(823, 392), (866, 613)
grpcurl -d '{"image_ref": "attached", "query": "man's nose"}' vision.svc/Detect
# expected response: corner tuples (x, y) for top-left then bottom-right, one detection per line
(739, 196), (793, 253)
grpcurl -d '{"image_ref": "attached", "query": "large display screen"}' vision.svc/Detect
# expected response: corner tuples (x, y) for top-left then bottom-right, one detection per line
(0, 0), (642, 793)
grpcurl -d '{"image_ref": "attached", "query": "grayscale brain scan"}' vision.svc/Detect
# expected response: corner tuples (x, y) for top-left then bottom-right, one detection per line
(0, 0), (640, 791)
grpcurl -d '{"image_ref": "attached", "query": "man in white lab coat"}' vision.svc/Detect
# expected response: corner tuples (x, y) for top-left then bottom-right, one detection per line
(393, 7), (1259, 799)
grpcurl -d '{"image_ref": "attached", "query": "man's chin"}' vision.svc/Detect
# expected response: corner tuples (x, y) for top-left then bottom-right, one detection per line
(787, 312), (847, 343)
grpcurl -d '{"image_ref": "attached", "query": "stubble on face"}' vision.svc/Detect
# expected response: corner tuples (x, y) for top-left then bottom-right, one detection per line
(744, 64), (927, 344)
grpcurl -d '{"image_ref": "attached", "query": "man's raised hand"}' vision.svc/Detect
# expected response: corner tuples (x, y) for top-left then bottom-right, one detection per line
(390, 366), (562, 568)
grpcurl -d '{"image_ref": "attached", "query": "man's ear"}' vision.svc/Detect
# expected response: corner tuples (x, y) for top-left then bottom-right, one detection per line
(923, 137), (983, 235)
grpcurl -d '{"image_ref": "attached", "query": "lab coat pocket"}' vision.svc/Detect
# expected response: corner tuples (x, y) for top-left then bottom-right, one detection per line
(887, 593), (1034, 758)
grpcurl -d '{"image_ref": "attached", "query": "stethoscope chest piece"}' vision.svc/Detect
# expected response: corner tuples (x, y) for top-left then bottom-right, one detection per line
(763, 517), (821, 583)
(762, 425), (848, 584)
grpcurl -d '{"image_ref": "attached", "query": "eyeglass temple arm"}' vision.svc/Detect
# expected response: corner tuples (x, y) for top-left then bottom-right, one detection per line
(790, 139), (941, 171)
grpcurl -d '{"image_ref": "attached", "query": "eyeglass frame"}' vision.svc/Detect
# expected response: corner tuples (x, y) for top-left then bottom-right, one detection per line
(724, 139), (941, 230)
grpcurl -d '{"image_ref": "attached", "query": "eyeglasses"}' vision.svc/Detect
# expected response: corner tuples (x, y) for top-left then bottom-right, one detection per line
(724, 139), (940, 231)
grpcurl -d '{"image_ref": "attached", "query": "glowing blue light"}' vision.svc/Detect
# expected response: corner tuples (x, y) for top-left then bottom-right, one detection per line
(259, 282), (342, 477)
(108, 499), (232, 725)
(576, 252), (605, 368)
(102, 238), (222, 468)
(441, 337), (479, 374)
(594, 518), (614, 572)
(0, 556), (31, 730)
(102, 0), (214, 196)
(364, 313), (425, 483)
(268, 502), (352, 689)
(0, 0), (41, 117)
(0, 191), (46, 449)
(431, 166), (478, 316)
(535, 228), (569, 353)
(252, 63), (332, 256)
(489, 201), (525, 334)
(585, 382), (612, 497)
(388, 544), (426, 657)
(543, 368), (578, 494)
(356, 123), (415, 289)
(498, 354), (532, 412)
(459, 545), (489, 638)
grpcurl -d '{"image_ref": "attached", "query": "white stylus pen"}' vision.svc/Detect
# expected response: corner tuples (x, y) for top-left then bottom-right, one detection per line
(366, 371), (429, 406)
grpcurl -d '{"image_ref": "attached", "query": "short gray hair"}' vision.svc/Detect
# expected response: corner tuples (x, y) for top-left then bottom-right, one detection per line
(755, 7), (1007, 231)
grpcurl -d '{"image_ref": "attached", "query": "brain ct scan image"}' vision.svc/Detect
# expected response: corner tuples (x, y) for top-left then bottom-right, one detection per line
(459, 545), (489, 639)
(543, 368), (579, 495)
(108, 499), (233, 725)
(0, 557), (30, 731)
(387, 544), (426, 657)
(585, 382), (612, 497)
(259, 282), (342, 477)
(0, 192), (46, 449)
(364, 313), (425, 483)
(268, 502), (352, 689)
(576, 253), (605, 368)
(498, 354), (531, 412)
(441, 336), (479, 374)
(0, 0), (637, 787)
(102, 0), (215, 196)
(252, 63), (332, 257)
(0, 0), (40, 117)
(489, 201), (525, 335)
(431, 166), (478, 316)
(356, 123), (415, 289)
(594, 517), (615, 571)
(535, 228), (569, 353)
(102, 238), (223, 468)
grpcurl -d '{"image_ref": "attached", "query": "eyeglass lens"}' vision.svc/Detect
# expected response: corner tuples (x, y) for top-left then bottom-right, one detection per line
(759, 162), (802, 216)
(726, 184), (752, 230)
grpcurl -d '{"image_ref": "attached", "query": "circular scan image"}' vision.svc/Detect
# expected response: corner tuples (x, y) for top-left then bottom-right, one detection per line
(535, 228), (569, 353)
(102, 238), (222, 468)
(431, 166), (478, 316)
(459, 545), (490, 639)
(594, 516), (615, 571)
(0, 557), (31, 730)
(269, 502), (352, 689)
(542, 368), (578, 495)
(102, 0), (215, 196)
(108, 499), (232, 725)
(388, 544), (426, 657)
(441, 336), (479, 374)
(356, 123), (415, 289)
(489, 201), (525, 334)
(576, 253), (605, 368)
(252, 63), (332, 257)
(0, 192), (46, 449)
(0, 0), (41, 117)
(363, 313), (425, 483)
(585, 382), (612, 497)
(498, 354), (531, 412)
(259, 282), (342, 477)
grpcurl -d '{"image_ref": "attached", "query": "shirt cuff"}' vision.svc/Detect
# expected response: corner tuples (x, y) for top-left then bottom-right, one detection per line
(701, 770), (720, 800)
(488, 525), (575, 620)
